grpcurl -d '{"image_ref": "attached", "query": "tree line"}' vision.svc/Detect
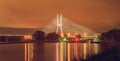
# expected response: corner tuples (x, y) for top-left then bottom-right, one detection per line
(32, 31), (60, 42)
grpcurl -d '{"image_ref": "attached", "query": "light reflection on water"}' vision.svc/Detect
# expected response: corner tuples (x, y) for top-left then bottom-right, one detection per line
(0, 42), (101, 61)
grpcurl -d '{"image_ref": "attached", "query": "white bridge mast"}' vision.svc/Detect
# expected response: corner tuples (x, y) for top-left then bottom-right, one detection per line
(56, 14), (64, 37)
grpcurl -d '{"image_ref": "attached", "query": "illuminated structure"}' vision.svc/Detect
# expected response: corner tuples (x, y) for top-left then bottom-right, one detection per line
(24, 35), (32, 41)
(56, 14), (64, 37)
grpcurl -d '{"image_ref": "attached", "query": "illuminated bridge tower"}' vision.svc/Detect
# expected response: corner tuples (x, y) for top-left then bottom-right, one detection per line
(56, 14), (64, 37)
(55, 14), (67, 61)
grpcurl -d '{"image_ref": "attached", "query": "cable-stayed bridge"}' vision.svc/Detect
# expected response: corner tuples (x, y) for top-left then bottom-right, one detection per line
(41, 14), (98, 36)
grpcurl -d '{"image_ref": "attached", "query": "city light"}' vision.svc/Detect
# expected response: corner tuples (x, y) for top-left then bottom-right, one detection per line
(58, 37), (67, 42)
(83, 32), (88, 37)
(24, 35), (32, 40)
(0, 14), (102, 61)
(60, 33), (64, 37)
(67, 33), (71, 37)
(75, 33), (78, 35)
(74, 37), (79, 42)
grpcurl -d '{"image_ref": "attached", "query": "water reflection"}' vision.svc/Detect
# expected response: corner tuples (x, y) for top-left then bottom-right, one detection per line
(0, 44), (24, 61)
(67, 43), (70, 61)
(45, 43), (100, 61)
(24, 43), (34, 61)
(56, 43), (59, 61)
(0, 43), (101, 61)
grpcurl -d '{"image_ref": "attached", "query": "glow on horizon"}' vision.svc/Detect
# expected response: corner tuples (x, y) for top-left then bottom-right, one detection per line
(24, 35), (32, 40)
(83, 32), (88, 37)
(67, 33), (71, 37)
(75, 33), (78, 35)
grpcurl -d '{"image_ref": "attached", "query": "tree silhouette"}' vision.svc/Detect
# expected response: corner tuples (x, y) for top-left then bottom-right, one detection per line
(46, 32), (60, 42)
(85, 28), (120, 61)
(32, 31), (45, 41)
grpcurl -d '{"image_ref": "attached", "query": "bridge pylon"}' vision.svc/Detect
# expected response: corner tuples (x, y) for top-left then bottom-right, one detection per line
(56, 14), (64, 37)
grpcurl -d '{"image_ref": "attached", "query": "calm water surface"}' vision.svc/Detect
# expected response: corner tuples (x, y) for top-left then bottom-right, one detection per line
(0, 42), (101, 61)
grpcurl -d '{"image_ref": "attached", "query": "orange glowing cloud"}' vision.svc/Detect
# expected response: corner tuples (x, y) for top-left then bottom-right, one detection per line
(0, 0), (120, 32)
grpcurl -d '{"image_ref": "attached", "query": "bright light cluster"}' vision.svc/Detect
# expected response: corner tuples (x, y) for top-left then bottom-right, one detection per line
(24, 35), (32, 40)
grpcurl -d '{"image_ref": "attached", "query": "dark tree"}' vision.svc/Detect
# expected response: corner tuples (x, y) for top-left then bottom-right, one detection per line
(46, 32), (60, 41)
(99, 28), (120, 51)
(32, 31), (45, 41)
(100, 28), (120, 42)
(85, 28), (120, 61)
(33, 31), (45, 61)
(112, 29), (120, 42)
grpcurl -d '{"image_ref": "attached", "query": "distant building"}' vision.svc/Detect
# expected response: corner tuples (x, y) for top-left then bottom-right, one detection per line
(0, 35), (24, 42)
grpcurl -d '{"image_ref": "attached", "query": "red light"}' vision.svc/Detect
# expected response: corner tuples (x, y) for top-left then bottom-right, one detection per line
(75, 38), (79, 41)
(74, 37), (79, 41)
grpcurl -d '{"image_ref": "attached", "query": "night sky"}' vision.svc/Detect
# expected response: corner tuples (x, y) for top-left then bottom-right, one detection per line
(0, 0), (120, 32)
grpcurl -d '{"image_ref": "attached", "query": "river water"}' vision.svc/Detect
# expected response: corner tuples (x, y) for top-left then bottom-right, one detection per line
(0, 42), (101, 61)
